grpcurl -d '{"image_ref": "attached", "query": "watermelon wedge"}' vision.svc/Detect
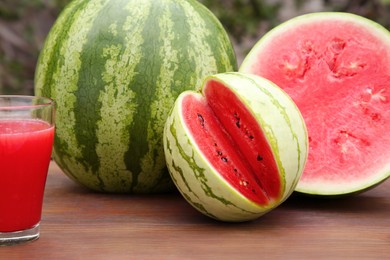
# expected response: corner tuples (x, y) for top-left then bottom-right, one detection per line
(164, 72), (308, 221)
(240, 12), (390, 196)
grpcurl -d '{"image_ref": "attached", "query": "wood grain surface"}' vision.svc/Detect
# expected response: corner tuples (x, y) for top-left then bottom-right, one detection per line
(1, 162), (389, 259)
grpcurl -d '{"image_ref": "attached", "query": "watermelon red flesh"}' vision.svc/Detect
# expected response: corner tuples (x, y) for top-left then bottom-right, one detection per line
(240, 15), (390, 192)
(181, 80), (281, 205)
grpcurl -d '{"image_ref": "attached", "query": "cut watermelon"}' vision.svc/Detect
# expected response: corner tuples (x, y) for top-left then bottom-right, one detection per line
(240, 12), (390, 196)
(164, 72), (308, 221)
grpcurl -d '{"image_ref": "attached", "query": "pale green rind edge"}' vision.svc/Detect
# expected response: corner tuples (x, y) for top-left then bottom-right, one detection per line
(240, 12), (390, 72)
(164, 95), (271, 222)
(207, 72), (309, 201)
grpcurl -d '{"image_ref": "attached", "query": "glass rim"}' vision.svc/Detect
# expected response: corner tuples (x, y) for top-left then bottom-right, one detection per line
(0, 95), (54, 110)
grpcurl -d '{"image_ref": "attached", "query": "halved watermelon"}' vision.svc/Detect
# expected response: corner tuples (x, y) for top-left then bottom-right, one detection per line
(240, 12), (390, 196)
(164, 72), (308, 221)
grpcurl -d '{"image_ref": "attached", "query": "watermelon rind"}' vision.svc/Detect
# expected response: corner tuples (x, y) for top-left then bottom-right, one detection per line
(163, 72), (308, 222)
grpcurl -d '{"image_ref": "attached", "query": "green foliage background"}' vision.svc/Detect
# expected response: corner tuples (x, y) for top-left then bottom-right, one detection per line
(1, 0), (390, 95)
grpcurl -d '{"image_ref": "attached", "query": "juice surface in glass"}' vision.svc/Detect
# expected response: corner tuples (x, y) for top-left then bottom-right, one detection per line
(0, 119), (54, 232)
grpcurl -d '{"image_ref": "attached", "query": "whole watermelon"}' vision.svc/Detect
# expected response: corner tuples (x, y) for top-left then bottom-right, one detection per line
(34, 0), (237, 193)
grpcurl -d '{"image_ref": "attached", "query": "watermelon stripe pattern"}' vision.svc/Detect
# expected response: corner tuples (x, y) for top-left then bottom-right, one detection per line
(35, 0), (237, 193)
(163, 73), (308, 221)
(166, 118), (258, 220)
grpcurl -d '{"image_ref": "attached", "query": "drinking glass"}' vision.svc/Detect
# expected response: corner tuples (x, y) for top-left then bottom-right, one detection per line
(0, 95), (55, 245)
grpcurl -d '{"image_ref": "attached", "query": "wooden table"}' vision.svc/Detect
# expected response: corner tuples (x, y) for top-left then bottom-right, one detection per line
(1, 162), (389, 259)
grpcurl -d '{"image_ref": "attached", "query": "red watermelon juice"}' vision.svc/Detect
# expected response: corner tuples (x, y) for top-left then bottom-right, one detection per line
(0, 119), (54, 233)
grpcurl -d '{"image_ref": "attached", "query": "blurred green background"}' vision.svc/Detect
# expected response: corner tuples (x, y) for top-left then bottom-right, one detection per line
(1, 0), (390, 95)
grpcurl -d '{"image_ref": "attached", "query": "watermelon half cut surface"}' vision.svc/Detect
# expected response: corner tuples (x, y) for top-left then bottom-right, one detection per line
(240, 12), (390, 196)
(182, 77), (282, 205)
(164, 72), (308, 221)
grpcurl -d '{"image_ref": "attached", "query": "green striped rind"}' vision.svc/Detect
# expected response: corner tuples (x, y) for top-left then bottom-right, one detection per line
(34, 0), (237, 193)
(163, 72), (308, 222)
(164, 92), (270, 222)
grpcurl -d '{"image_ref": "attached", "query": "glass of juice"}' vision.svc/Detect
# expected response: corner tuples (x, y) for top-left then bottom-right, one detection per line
(0, 95), (55, 245)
